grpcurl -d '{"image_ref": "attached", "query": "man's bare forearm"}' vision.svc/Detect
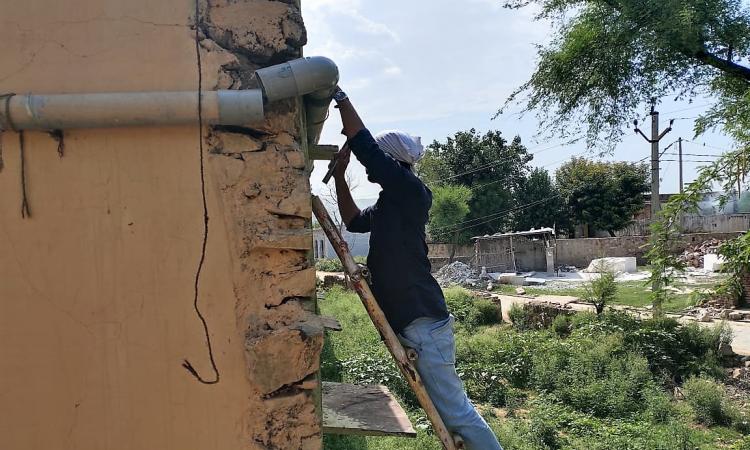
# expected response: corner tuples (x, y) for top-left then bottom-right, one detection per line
(337, 99), (365, 139)
(335, 175), (360, 226)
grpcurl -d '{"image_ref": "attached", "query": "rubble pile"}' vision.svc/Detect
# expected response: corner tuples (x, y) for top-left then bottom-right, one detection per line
(679, 238), (723, 268)
(435, 261), (478, 286)
(684, 306), (750, 322)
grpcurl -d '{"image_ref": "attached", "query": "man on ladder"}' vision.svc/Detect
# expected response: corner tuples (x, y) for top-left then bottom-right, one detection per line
(328, 86), (503, 450)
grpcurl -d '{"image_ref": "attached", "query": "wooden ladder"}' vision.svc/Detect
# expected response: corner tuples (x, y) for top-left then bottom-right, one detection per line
(312, 195), (463, 450)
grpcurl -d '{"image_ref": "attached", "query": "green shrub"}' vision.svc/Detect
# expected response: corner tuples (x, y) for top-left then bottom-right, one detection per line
(731, 436), (750, 450)
(569, 312), (729, 382)
(456, 326), (545, 388)
(508, 302), (525, 327)
(530, 333), (658, 419)
(468, 298), (503, 328)
(642, 386), (677, 424)
(458, 362), (510, 407)
(445, 288), (502, 329)
(316, 258), (343, 272)
(626, 319), (730, 382)
(682, 376), (734, 427)
(583, 269), (617, 314)
(551, 314), (572, 336)
(444, 287), (474, 320)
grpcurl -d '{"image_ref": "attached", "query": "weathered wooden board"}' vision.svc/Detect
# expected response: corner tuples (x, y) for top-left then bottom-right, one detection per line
(309, 144), (339, 160)
(322, 382), (416, 437)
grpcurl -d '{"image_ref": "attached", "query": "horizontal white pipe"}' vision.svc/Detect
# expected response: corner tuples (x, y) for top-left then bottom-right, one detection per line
(1, 90), (264, 130)
(0, 56), (340, 147)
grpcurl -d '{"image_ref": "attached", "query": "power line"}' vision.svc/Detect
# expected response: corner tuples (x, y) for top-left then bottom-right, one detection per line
(432, 136), (585, 184)
(434, 195), (562, 235)
(661, 103), (711, 115)
(662, 151), (720, 158)
(682, 139), (733, 153)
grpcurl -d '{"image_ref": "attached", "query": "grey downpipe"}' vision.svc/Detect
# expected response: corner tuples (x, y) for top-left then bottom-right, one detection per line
(0, 56), (339, 146)
(0, 90), (265, 130)
(255, 56), (339, 146)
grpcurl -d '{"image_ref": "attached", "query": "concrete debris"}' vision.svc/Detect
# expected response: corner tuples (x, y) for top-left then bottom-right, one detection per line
(525, 277), (547, 286)
(435, 261), (478, 287)
(489, 273), (527, 286)
(583, 257), (637, 274)
(685, 306), (750, 322)
(678, 238), (724, 268)
(704, 253), (726, 272)
(515, 287), (526, 295)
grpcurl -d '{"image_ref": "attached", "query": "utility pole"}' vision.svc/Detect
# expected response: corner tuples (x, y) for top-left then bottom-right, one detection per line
(634, 100), (673, 219)
(678, 137), (683, 193)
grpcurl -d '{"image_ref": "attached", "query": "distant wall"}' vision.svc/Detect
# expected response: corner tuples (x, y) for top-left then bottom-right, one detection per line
(475, 236), (550, 272)
(427, 243), (474, 269)
(556, 232), (744, 267)
(313, 228), (369, 259)
(615, 214), (750, 237)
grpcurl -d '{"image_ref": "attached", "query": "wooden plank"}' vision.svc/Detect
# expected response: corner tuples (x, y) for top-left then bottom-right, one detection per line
(318, 315), (342, 331)
(309, 144), (338, 160)
(322, 382), (416, 438)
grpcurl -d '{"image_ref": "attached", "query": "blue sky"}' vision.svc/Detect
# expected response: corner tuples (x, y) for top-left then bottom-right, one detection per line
(304, 0), (734, 201)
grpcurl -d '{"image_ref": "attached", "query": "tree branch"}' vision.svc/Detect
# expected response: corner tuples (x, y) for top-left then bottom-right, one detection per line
(691, 49), (750, 82)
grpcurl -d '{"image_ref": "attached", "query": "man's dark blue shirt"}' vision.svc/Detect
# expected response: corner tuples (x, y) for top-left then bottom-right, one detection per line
(345, 129), (449, 334)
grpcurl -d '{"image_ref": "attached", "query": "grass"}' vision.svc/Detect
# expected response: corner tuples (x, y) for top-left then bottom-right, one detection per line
(319, 285), (747, 449)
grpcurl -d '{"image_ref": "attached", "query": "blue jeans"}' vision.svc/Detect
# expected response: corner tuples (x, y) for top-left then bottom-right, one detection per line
(398, 315), (503, 450)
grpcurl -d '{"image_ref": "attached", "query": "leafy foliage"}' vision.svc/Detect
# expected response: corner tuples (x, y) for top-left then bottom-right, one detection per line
(316, 258), (344, 272)
(444, 287), (503, 330)
(320, 286), (747, 449)
(417, 129), (533, 239)
(683, 376), (750, 430)
(512, 167), (570, 232)
(583, 269), (618, 315)
(501, 0), (750, 148)
(427, 184), (473, 244)
(556, 157), (649, 236)
(647, 147), (750, 311)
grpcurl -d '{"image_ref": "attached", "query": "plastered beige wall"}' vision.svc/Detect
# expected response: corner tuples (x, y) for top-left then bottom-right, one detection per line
(0, 1), (321, 449)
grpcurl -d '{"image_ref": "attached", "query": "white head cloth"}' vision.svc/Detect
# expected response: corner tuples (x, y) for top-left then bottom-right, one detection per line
(374, 130), (425, 165)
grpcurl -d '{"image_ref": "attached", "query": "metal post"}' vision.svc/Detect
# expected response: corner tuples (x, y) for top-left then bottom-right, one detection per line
(651, 110), (660, 217)
(678, 137), (684, 194)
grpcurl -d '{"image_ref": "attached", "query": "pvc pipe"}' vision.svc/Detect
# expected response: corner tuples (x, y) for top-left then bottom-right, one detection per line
(255, 56), (338, 102)
(1, 90), (264, 130)
(256, 56), (339, 146)
(0, 56), (339, 147)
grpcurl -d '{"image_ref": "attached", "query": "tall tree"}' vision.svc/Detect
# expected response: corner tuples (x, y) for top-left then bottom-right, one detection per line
(417, 129), (533, 241)
(513, 167), (570, 233)
(427, 184), (473, 261)
(501, 0), (750, 148)
(556, 157), (649, 236)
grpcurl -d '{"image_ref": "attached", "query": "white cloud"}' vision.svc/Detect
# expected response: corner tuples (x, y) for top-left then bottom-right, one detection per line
(382, 65), (402, 76)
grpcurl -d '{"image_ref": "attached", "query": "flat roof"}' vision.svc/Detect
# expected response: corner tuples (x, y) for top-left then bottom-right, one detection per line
(472, 227), (555, 240)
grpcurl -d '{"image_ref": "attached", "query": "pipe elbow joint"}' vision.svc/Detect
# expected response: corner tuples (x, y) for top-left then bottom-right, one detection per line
(255, 56), (339, 103)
